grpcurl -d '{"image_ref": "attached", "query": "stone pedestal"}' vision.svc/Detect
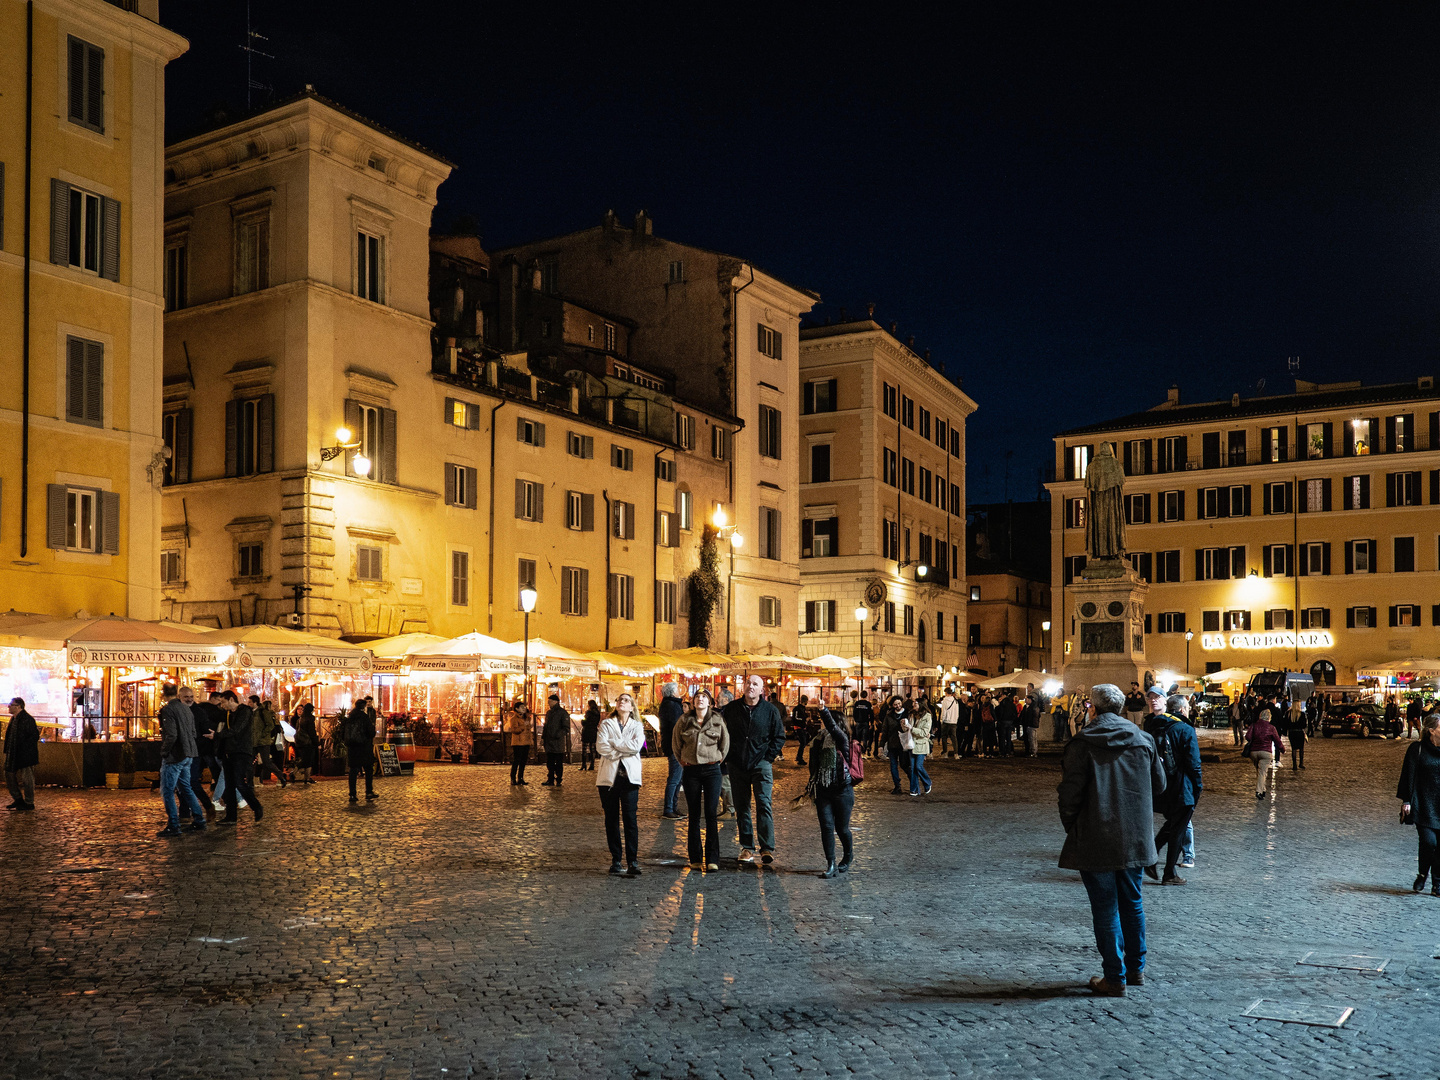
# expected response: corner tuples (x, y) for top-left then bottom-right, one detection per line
(1063, 558), (1149, 693)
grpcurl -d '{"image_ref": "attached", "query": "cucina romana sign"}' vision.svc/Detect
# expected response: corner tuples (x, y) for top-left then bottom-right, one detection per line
(1200, 631), (1335, 651)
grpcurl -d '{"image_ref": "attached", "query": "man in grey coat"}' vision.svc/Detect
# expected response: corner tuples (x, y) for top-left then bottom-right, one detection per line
(157, 683), (207, 837)
(1057, 683), (1166, 996)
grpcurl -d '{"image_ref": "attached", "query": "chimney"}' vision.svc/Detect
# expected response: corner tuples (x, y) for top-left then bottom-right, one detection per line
(1167, 385), (1181, 406)
(866, 302), (875, 318)
(602, 209), (619, 229)
(634, 210), (652, 236)
(1231, 393), (1240, 407)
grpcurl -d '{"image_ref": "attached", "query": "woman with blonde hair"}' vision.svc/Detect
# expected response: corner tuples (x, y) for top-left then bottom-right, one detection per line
(673, 689), (729, 871)
(597, 692), (646, 877)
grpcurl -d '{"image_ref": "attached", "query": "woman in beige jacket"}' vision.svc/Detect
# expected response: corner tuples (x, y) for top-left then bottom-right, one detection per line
(672, 690), (730, 871)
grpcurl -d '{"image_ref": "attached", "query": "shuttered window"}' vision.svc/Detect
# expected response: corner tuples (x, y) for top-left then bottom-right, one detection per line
(561, 566), (589, 615)
(357, 231), (384, 302)
(608, 574), (634, 620)
(51, 181), (119, 280)
(46, 484), (117, 553)
(655, 581), (676, 624)
(804, 600), (836, 632)
(225, 395), (275, 477)
(611, 500), (634, 538)
(67, 36), (104, 132)
(444, 463), (478, 509)
(356, 545), (383, 582)
(343, 399), (397, 484)
(515, 480), (544, 522)
(65, 336), (104, 427)
(234, 214), (269, 295)
(161, 408), (192, 485)
(451, 551), (469, 607)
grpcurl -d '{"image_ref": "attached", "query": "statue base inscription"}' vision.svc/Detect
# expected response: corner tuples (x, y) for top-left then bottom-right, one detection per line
(1063, 565), (1150, 696)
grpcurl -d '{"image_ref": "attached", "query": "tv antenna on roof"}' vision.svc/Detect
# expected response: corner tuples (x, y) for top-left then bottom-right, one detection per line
(239, 1), (274, 110)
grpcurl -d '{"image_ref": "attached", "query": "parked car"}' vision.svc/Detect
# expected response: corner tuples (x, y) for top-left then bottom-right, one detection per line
(1321, 702), (1399, 739)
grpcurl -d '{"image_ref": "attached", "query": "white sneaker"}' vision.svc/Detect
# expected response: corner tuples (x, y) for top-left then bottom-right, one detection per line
(212, 798), (224, 811)
(236, 798), (249, 810)
(1178, 861), (1195, 869)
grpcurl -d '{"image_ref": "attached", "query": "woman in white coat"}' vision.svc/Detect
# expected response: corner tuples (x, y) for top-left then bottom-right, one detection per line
(597, 692), (646, 877)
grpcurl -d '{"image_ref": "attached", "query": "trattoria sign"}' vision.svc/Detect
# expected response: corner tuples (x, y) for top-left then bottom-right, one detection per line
(1201, 631), (1334, 651)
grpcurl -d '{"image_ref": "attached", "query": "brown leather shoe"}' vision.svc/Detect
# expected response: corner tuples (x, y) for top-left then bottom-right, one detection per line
(1126, 972), (1144, 986)
(1088, 975), (1126, 997)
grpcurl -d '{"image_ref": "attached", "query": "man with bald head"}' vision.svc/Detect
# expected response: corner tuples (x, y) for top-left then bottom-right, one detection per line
(722, 674), (786, 867)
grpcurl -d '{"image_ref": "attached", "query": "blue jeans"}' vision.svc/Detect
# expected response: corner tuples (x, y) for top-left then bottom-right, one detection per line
(161, 759), (207, 831)
(732, 761), (775, 853)
(1079, 868), (1146, 982)
(908, 752), (931, 793)
(1181, 821), (1195, 864)
(663, 754), (684, 815)
(888, 747), (910, 789)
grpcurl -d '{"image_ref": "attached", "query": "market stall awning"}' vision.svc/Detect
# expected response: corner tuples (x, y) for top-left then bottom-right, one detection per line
(846, 654), (892, 672)
(591, 650), (670, 676)
(406, 632), (522, 673)
(605, 642), (718, 676)
(1203, 666), (1266, 685)
(805, 653), (855, 670)
(671, 646), (738, 667)
(1356, 657), (1440, 680)
(517, 638), (601, 680)
(205, 624), (374, 673)
(365, 633), (449, 673)
(719, 652), (821, 674)
(973, 668), (1050, 690)
(0, 616), (232, 667)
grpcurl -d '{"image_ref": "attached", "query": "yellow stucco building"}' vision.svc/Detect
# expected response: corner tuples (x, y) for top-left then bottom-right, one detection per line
(0, 0), (186, 619)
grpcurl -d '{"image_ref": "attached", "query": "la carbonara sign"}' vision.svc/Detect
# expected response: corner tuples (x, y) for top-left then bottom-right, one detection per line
(1201, 631), (1334, 651)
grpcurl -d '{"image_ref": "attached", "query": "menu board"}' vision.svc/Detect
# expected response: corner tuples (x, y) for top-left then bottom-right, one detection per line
(377, 743), (402, 777)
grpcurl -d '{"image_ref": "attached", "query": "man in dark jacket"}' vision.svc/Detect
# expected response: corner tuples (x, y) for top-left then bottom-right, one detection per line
(185, 687), (221, 809)
(852, 691), (874, 755)
(157, 683), (207, 837)
(344, 699), (378, 804)
(723, 674), (785, 866)
(541, 694), (571, 787)
(1142, 693), (1203, 884)
(995, 692), (1018, 756)
(4, 697), (40, 811)
(658, 683), (685, 816)
(215, 690), (263, 825)
(580, 700), (601, 770)
(1058, 683), (1166, 997)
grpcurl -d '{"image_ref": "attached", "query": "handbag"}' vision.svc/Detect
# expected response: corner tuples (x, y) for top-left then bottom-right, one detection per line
(847, 738), (865, 783)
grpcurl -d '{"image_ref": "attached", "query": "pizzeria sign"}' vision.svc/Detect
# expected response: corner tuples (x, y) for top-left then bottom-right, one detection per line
(1201, 631), (1334, 651)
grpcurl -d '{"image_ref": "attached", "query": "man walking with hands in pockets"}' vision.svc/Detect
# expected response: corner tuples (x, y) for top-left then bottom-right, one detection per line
(723, 674), (786, 867)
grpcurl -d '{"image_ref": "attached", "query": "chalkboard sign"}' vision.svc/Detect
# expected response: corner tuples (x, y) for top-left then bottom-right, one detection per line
(377, 743), (402, 777)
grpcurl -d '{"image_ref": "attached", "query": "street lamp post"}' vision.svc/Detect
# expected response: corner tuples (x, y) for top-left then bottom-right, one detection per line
(1185, 628), (1194, 676)
(855, 605), (869, 689)
(520, 587), (538, 715)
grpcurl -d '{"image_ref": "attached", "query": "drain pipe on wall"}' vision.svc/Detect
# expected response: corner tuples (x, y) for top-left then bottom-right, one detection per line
(20, 1), (35, 558)
(603, 489), (612, 650)
(653, 449), (664, 646)
(487, 400), (505, 633)
(726, 265), (755, 652)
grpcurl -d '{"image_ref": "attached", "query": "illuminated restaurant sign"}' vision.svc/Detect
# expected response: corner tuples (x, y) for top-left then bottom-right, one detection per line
(68, 646), (230, 667)
(1201, 631), (1334, 651)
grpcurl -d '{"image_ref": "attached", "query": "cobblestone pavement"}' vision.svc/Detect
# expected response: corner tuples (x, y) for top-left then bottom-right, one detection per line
(2, 734), (1436, 1079)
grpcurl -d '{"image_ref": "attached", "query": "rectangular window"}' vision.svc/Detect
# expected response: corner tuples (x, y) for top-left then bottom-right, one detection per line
(901, 396), (914, 429)
(227, 395), (275, 478)
(805, 600), (836, 633)
(678, 490), (692, 530)
(1350, 605), (1375, 629)
(919, 407), (931, 438)
(1198, 547), (1232, 581)
(1265, 608), (1294, 631)
(1159, 490), (1183, 522)
(1392, 414), (1411, 452)
(608, 574), (635, 620)
(758, 404), (782, 459)
(539, 260), (558, 294)
(1305, 478), (1326, 512)
(1125, 493), (1151, 525)
(903, 604), (915, 635)
(67, 36), (105, 132)
(515, 479), (543, 522)
(1304, 422), (1329, 459)
(65, 336), (104, 427)
(884, 601), (896, 633)
(1202, 610), (1221, 632)
(604, 323), (616, 351)
(1346, 539), (1374, 574)
(71, 187), (101, 273)
(234, 214), (270, 295)
(656, 457), (676, 482)
(901, 458), (915, 494)
(1301, 607), (1329, 630)
(810, 443), (831, 483)
(802, 517), (838, 558)
(757, 324), (782, 359)
(67, 488), (96, 552)
(1228, 430), (1247, 466)
(611, 445), (633, 470)
(451, 550), (470, 607)
(1065, 497), (1087, 530)
(656, 510), (677, 548)
(758, 506), (781, 560)
(1395, 536), (1416, 573)
(655, 581), (676, 624)
(1388, 471), (1422, 507)
(1198, 487), (1220, 520)
(566, 431), (594, 458)
(356, 231), (383, 302)
(160, 549), (183, 585)
(447, 398), (480, 429)
(518, 558), (537, 604)
(882, 519), (900, 560)
(882, 382), (898, 418)
(1064, 555), (1088, 584)
(1156, 550), (1181, 583)
(1130, 551), (1152, 581)
(1343, 474), (1371, 509)
(675, 413), (695, 449)
(517, 417), (546, 447)
(1265, 543), (1291, 577)
(1262, 426), (1288, 463)
(919, 467), (932, 503)
(50, 180), (118, 281)
(561, 566), (589, 616)
(444, 463), (478, 509)
(668, 259), (684, 283)
(1157, 612), (1186, 634)
(1224, 609), (1251, 631)
(804, 379), (837, 414)
(1302, 542), (1327, 575)
(711, 426), (730, 461)
(1392, 604), (1419, 627)
(759, 596), (781, 627)
(1157, 437), (1183, 472)
(1202, 431), (1221, 469)
(882, 447), (898, 487)
(611, 500), (635, 539)
(356, 545), (382, 582)
(164, 243), (187, 312)
(950, 483), (961, 515)
(1229, 485), (1249, 517)
(565, 490), (595, 532)
(935, 419), (947, 449)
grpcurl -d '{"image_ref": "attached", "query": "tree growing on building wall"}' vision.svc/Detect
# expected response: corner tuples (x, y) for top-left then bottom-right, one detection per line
(688, 525), (722, 648)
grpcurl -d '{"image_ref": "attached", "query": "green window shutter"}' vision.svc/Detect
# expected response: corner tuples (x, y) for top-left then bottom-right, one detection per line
(46, 485), (67, 549)
(100, 490), (119, 555)
(380, 408), (397, 484)
(465, 467), (478, 510)
(444, 464), (456, 505)
(224, 400), (239, 477)
(579, 569), (589, 616)
(173, 408), (192, 484)
(256, 393), (275, 473)
(50, 179), (70, 265)
(100, 197), (120, 281)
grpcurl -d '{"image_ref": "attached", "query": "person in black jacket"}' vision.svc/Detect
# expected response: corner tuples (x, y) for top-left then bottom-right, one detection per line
(1398, 713), (1440, 895)
(215, 691), (263, 825)
(344, 699), (378, 804)
(808, 706), (855, 879)
(658, 683), (685, 816)
(541, 694), (570, 787)
(722, 675), (786, 866)
(1143, 693), (1203, 885)
(580, 700), (602, 770)
(995, 691), (1018, 756)
(4, 698), (40, 811)
(879, 696), (909, 793)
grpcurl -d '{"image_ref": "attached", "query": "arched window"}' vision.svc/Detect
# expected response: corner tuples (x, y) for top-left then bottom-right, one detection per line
(918, 619), (928, 663)
(1309, 659), (1336, 686)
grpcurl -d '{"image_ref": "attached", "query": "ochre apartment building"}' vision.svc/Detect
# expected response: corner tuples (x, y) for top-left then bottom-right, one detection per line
(1050, 377), (1440, 685)
(0, 0), (185, 618)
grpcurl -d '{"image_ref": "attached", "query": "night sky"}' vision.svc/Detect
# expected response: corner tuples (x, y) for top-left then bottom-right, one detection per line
(162, 2), (1440, 504)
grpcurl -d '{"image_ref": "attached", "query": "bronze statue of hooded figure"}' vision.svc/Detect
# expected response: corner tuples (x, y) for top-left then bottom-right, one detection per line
(1084, 442), (1126, 560)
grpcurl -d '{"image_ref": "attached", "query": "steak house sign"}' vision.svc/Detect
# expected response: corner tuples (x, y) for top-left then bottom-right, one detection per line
(1200, 631), (1334, 651)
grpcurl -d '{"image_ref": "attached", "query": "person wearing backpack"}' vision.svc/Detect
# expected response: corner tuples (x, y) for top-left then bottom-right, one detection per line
(1142, 688), (1202, 885)
(807, 705), (855, 878)
(344, 698), (379, 804)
